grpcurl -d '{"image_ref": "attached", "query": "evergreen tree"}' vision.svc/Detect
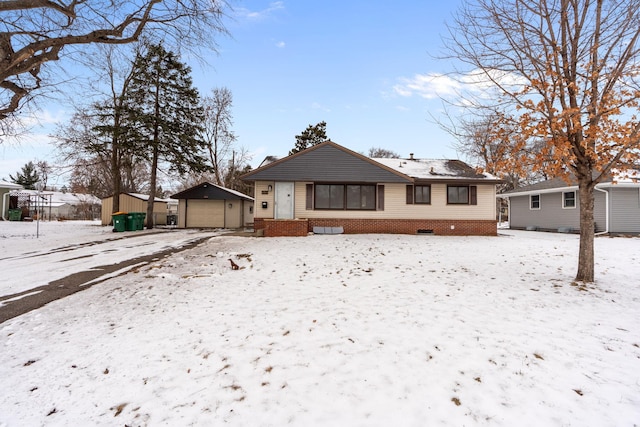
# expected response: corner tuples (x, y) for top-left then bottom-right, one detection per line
(289, 121), (328, 155)
(127, 43), (209, 229)
(10, 161), (40, 189)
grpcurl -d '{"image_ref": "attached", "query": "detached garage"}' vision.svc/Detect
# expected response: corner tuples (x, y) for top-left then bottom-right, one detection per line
(171, 182), (254, 229)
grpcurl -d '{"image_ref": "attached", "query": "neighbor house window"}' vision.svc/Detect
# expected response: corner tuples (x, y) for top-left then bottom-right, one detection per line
(530, 194), (540, 210)
(415, 185), (431, 204)
(314, 184), (376, 210)
(563, 191), (576, 208)
(447, 185), (477, 205)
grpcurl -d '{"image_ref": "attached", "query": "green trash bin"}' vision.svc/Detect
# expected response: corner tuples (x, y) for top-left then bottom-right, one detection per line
(137, 212), (146, 230)
(124, 213), (136, 231)
(8, 209), (22, 221)
(112, 212), (127, 232)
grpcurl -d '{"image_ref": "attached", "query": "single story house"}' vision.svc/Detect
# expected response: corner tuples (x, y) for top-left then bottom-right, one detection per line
(240, 140), (502, 237)
(4, 189), (101, 221)
(101, 193), (171, 226)
(1, 180), (23, 220)
(500, 171), (640, 234)
(170, 182), (254, 229)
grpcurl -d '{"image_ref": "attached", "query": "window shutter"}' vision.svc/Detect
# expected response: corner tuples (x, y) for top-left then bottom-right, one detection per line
(470, 186), (477, 205)
(306, 184), (313, 210)
(406, 185), (414, 204)
(377, 185), (385, 210)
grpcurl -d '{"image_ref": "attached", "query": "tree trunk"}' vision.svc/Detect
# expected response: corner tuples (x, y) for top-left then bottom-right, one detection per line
(575, 180), (595, 282)
(111, 140), (121, 214)
(146, 142), (159, 229)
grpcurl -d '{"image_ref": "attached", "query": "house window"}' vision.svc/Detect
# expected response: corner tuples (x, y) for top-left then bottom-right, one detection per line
(315, 184), (344, 209)
(563, 191), (576, 208)
(447, 185), (477, 205)
(315, 184), (376, 210)
(530, 194), (540, 210)
(415, 185), (431, 204)
(347, 185), (376, 210)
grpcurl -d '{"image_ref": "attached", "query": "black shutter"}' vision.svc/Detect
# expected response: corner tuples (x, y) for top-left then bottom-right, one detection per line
(377, 185), (385, 210)
(306, 184), (313, 210)
(470, 186), (477, 205)
(406, 185), (414, 204)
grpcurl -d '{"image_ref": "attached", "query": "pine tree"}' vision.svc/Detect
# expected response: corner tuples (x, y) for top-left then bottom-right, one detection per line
(127, 43), (209, 229)
(10, 161), (40, 189)
(289, 121), (328, 155)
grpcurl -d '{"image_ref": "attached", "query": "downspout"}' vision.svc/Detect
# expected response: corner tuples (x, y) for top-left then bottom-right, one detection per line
(2, 192), (9, 221)
(594, 186), (609, 235)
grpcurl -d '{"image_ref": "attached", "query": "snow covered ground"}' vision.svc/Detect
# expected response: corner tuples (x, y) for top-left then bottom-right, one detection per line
(0, 220), (639, 426)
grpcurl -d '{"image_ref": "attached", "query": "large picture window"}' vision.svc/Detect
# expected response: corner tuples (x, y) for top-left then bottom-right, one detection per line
(315, 184), (376, 210)
(347, 185), (376, 209)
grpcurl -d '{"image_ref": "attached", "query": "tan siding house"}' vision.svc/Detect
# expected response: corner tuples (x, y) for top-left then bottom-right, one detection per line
(242, 141), (501, 236)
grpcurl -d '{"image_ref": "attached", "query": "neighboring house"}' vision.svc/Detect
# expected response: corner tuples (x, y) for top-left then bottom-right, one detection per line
(101, 193), (171, 226)
(240, 140), (501, 237)
(1, 180), (23, 220)
(500, 170), (640, 234)
(4, 189), (100, 220)
(170, 182), (254, 229)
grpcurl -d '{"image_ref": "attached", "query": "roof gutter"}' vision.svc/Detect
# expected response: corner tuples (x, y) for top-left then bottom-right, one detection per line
(594, 187), (609, 236)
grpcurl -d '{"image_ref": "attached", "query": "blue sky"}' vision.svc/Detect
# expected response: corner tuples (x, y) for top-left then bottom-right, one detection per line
(0, 0), (464, 187)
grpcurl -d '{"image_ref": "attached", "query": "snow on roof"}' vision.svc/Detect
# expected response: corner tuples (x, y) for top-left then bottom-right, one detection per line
(372, 158), (499, 180)
(128, 193), (175, 203)
(13, 190), (101, 205)
(0, 180), (23, 190)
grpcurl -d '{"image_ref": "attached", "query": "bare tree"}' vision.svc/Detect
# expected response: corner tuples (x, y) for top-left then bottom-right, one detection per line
(201, 87), (237, 185)
(368, 147), (400, 158)
(0, 0), (228, 132)
(445, 0), (640, 282)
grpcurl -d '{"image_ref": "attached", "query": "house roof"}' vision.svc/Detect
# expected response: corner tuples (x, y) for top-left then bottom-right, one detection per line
(0, 180), (23, 190)
(501, 169), (640, 197)
(242, 141), (412, 183)
(242, 140), (501, 184)
(373, 158), (501, 182)
(170, 182), (254, 201)
(16, 189), (101, 205)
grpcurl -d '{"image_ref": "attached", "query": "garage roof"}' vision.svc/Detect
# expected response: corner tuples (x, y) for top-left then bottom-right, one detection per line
(170, 182), (254, 201)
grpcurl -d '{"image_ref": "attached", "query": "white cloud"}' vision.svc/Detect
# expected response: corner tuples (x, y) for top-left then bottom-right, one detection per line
(311, 102), (331, 112)
(275, 41), (285, 48)
(393, 69), (526, 100)
(393, 73), (461, 99)
(237, 1), (285, 21)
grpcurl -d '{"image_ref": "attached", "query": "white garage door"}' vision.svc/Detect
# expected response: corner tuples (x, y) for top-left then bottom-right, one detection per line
(186, 200), (224, 228)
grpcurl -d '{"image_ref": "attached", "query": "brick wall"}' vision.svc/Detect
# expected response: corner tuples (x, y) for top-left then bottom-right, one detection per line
(262, 218), (309, 237)
(254, 217), (497, 236)
(309, 218), (497, 236)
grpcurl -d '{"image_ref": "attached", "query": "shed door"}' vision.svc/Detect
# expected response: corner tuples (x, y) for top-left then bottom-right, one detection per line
(275, 182), (294, 219)
(186, 200), (225, 228)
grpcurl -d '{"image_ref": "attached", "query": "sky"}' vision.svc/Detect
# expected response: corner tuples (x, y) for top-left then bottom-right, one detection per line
(1, 221), (639, 425)
(0, 0), (465, 189)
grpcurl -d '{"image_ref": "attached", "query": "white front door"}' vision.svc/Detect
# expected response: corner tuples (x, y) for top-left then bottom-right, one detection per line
(275, 182), (294, 219)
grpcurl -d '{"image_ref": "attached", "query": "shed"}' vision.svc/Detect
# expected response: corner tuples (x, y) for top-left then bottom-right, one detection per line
(170, 182), (254, 229)
(101, 193), (171, 226)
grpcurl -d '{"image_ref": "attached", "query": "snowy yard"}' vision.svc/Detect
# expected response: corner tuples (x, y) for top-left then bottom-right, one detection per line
(0, 221), (639, 426)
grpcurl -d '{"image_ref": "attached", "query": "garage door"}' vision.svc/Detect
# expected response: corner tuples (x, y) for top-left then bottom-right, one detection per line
(186, 200), (224, 228)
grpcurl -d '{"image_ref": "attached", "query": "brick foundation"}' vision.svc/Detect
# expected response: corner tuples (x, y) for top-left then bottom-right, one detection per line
(254, 218), (497, 237)
(260, 218), (309, 237)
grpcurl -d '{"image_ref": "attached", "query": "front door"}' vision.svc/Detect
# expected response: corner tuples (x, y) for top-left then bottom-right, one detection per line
(275, 182), (294, 219)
